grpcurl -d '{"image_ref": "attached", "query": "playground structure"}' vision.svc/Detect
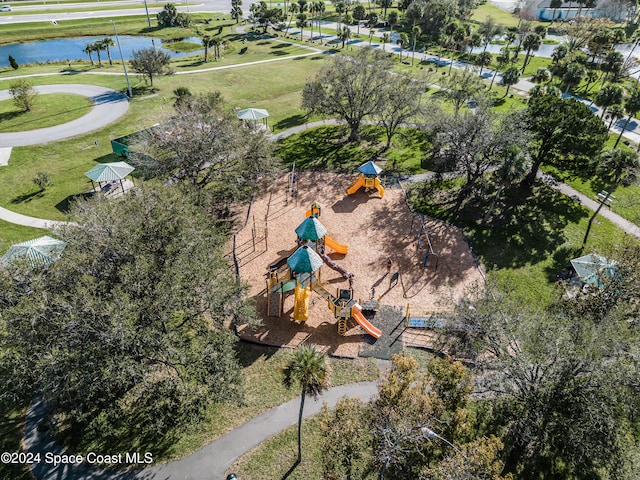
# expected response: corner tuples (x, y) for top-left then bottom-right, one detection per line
(347, 161), (386, 198)
(234, 171), (485, 358)
(412, 213), (439, 271)
(264, 209), (382, 340)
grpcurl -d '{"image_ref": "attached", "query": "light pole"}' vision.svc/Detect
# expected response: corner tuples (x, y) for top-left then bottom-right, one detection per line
(109, 20), (133, 99)
(420, 427), (466, 457)
(143, 0), (151, 27)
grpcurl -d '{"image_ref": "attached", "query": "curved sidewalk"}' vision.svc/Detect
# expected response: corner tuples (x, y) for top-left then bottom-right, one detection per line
(0, 84), (128, 147)
(25, 381), (378, 480)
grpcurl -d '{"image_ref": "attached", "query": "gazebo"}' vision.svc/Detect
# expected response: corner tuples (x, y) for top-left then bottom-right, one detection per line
(237, 108), (269, 129)
(570, 254), (618, 288)
(85, 161), (135, 194)
(1, 236), (66, 268)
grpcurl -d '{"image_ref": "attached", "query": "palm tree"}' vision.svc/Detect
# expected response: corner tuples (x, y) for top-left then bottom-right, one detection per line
(338, 25), (351, 48)
(397, 32), (409, 59)
(478, 16), (502, 53)
(201, 35), (215, 62)
(380, 0), (392, 17)
(353, 4), (365, 35)
(501, 66), (521, 97)
(489, 47), (510, 90)
(387, 10), (398, 39)
(411, 25), (421, 66)
(596, 84), (624, 119)
(296, 13), (308, 41)
(335, 1), (346, 32)
(282, 344), (331, 463)
(467, 32), (481, 67)
(83, 44), (95, 66)
(93, 41), (104, 67)
(596, 148), (640, 191)
(315, 1), (325, 43)
(615, 87), (640, 148)
(531, 67), (551, 84)
(475, 51), (492, 77)
(287, 3), (299, 33)
(382, 32), (390, 51)
(601, 50), (624, 84)
(606, 103), (625, 129)
(521, 33), (541, 72)
(101, 37), (115, 65)
(549, 0), (562, 21)
(562, 62), (586, 94)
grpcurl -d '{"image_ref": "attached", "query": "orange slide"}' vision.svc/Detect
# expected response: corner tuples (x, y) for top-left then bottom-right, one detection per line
(351, 304), (382, 339)
(325, 236), (348, 255)
(346, 174), (365, 195)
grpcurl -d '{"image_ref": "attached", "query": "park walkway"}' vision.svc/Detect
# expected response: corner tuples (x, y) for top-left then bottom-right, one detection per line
(25, 381), (379, 480)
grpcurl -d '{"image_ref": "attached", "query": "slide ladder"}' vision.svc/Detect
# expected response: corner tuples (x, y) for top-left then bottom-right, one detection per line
(324, 236), (348, 255)
(268, 291), (281, 317)
(351, 303), (382, 339)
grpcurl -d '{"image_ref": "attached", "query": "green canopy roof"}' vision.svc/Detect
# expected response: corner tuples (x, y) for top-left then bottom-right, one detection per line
(237, 108), (269, 121)
(85, 162), (135, 182)
(287, 245), (323, 273)
(295, 216), (328, 241)
(570, 254), (618, 287)
(1, 235), (66, 268)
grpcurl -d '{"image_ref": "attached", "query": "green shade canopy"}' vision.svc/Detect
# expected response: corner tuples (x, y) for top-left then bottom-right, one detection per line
(237, 108), (269, 121)
(287, 245), (323, 273)
(570, 254), (618, 287)
(85, 162), (135, 182)
(1, 236), (66, 268)
(358, 161), (383, 176)
(295, 216), (328, 241)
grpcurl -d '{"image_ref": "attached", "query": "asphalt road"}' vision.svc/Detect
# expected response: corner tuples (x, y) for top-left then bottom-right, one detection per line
(0, 84), (128, 147)
(0, 0), (262, 24)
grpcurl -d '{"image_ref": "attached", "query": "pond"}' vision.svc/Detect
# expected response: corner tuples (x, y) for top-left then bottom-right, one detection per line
(0, 36), (203, 68)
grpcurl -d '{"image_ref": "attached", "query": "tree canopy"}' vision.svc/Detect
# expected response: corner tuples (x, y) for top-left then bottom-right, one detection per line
(524, 95), (608, 184)
(0, 185), (254, 451)
(131, 92), (276, 216)
(301, 47), (395, 142)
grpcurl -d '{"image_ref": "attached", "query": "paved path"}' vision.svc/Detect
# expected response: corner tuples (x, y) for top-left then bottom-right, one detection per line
(0, 84), (128, 147)
(25, 381), (378, 480)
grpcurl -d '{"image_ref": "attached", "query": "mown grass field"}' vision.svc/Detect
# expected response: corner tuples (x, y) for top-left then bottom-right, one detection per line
(0, 93), (92, 132)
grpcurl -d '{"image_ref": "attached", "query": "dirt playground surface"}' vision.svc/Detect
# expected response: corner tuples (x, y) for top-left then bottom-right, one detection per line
(234, 172), (484, 358)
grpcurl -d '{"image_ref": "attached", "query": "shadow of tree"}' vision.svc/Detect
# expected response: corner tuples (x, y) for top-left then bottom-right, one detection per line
(10, 190), (44, 204)
(463, 184), (588, 269)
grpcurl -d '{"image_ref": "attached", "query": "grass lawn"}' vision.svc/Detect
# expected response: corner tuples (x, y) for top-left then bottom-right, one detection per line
(227, 347), (432, 480)
(0, 220), (47, 255)
(0, 13), (224, 45)
(77, 342), (378, 462)
(5, 3), (166, 16)
(408, 181), (630, 305)
(470, 2), (539, 28)
(276, 125), (431, 174)
(0, 56), (324, 222)
(0, 93), (92, 132)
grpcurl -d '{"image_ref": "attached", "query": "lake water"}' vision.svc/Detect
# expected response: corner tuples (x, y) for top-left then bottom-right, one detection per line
(0, 36), (203, 67)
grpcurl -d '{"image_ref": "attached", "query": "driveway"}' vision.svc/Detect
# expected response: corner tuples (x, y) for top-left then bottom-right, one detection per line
(0, 84), (128, 147)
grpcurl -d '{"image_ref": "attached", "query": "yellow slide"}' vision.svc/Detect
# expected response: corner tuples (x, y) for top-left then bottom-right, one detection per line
(293, 284), (310, 322)
(351, 304), (382, 339)
(374, 177), (385, 198)
(346, 174), (365, 195)
(325, 236), (348, 255)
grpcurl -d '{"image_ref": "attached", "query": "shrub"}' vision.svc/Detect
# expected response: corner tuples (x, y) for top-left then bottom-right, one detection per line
(8, 55), (19, 70)
(32, 172), (52, 191)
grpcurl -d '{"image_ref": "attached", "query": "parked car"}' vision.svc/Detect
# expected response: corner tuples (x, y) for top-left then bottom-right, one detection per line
(0, 5), (11, 11)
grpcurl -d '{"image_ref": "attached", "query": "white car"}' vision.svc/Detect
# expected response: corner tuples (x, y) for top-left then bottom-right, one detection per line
(0, 5), (11, 12)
